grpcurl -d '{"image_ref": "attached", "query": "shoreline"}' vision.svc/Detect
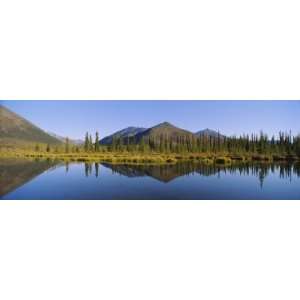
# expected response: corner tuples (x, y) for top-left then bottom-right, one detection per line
(1, 151), (299, 165)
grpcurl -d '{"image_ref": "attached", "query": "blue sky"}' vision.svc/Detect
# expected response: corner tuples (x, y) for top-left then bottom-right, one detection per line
(2, 100), (299, 140)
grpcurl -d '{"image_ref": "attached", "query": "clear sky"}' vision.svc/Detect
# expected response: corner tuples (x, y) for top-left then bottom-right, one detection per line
(2, 100), (299, 140)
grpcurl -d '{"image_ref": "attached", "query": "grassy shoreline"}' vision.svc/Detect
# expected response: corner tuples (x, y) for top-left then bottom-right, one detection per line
(1, 150), (299, 165)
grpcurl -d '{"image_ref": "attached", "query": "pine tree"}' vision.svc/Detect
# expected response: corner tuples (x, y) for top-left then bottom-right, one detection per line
(46, 144), (50, 152)
(164, 135), (169, 153)
(295, 135), (300, 156)
(89, 135), (93, 152)
(84, 132), (89, 152)
(126, 136), (130, 152)
(245, 135), (250, 153)
(159, 135), (164, 153)
(112, 136), (117, 152)
(65, 137), (70, 153)
(139, 137), (145, 153)
(95, 131), (99, 152)
(169, 139), (174, 153)
(217, 131), (221, 153)
(119, 137), (124, 152)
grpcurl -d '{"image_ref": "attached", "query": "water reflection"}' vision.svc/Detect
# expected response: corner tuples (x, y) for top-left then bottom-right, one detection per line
(1, 158), (299, 199)
(0, 158), (58, 196)
(95, 163), (99, 178)
(101, 161), (300, 187)
(84, 163), (93, 177)
(65, 161), (69, 173)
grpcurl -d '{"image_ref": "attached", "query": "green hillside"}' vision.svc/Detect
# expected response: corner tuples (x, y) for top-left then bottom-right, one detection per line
(134, 122), (195, 143)
(0, 105), (62, 146)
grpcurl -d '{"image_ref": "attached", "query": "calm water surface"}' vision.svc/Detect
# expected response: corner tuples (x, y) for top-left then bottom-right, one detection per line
(1, 158), (299, 199)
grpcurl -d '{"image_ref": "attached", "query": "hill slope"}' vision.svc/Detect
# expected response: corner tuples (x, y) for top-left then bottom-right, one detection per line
(0, 105), (62, 145)
(134, 122), (195, 143)
(100, 126), (147, 145)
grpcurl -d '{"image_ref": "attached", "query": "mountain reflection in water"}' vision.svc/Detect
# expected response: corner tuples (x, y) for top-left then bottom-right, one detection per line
(1, 158), (300, 199)
(0, 158), (59, 196)
(98, 161), (300, 187)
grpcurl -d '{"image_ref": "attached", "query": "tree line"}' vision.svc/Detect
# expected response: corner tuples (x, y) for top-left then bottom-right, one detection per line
(36, 130), (300, 156)
(107, 131), (300, 156)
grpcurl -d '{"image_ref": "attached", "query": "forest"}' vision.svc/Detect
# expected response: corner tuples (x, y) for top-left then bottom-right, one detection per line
(31, 130), (300, 162)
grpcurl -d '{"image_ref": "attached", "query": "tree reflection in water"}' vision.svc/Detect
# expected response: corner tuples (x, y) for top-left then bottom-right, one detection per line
(100, 161), (300, 187)
(1, 159), (299, 199)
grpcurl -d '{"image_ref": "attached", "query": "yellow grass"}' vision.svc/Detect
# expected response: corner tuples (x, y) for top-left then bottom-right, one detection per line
(0, 149), (299, 165)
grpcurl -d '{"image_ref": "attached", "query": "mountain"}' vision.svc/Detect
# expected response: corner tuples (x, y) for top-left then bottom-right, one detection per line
(100, 126), (147, 145)
(100, 122), (196, 145)
(195, 128), (225, 139)
(134, 122), (195, 143)
(0, 105), (62, 145)
(47, 132), (84, 145)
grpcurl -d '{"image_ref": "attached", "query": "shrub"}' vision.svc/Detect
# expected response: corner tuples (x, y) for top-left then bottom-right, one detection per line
(273, 155), (285, 161)
(202, 158), (213, 164)
(286, 155), (298, 161)
(166, 158), (176, 163)
(215, 157), (231, 164)
(230, 156), (244, 161)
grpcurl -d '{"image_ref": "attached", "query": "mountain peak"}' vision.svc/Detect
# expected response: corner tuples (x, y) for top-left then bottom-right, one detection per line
(133, 121), (194, 143)
(154, 121), (175, 128)
(100, 126), (147, 145)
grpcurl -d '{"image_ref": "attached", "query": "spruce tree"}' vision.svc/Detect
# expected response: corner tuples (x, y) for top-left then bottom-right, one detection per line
(84, 132), (89, 152)
(139, 137), (145, 153)
(112, 136), (117, 152)
(89, 135), (93, 152)
(65, 137), (70, 153)
(159, 135), (164, 153)
(95, 131), (99, 152)
(126, 136), (130, 152)
(119, 137), (124, 152)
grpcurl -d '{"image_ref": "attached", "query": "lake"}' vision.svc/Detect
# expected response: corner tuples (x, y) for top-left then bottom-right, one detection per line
(1, 158), (299, 199)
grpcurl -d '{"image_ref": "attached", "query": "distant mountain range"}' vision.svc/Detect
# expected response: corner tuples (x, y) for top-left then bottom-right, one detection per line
(47, 132), (84, 145)
(1, 105), (225, 147)
(100, 127), (147, 145)
(195, 128), (225, 139)
(100, 122), (225, 144)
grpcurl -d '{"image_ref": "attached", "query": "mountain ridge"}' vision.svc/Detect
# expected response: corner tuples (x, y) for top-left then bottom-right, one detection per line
(100, 122), (225, 145)
(100, 126), (147, 145)
(134, 121), (195, 143)
(47, 132), (84, 145)
(0, 105), (62, 145)
(1, 106), (226, 147)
